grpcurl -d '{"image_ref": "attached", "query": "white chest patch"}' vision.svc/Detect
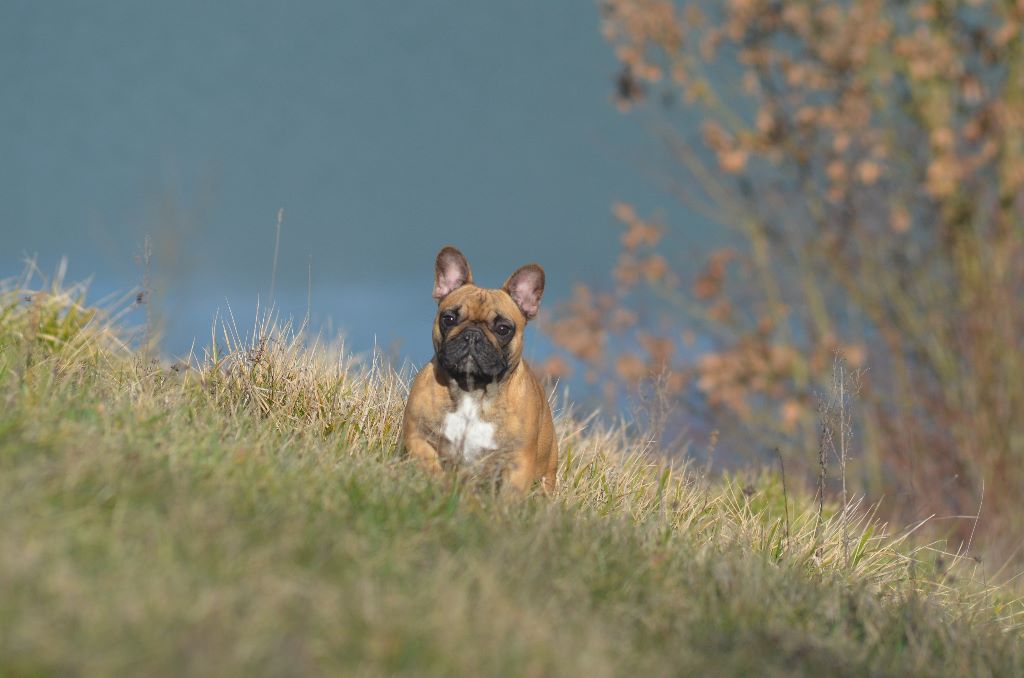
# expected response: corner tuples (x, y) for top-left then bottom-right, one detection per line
(442, 394), (497, 462)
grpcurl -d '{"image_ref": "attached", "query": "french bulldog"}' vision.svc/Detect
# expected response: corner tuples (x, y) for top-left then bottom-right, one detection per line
(401, 246), (557, 492)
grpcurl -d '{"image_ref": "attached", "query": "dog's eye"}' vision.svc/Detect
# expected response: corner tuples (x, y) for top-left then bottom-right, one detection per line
(440, 313), (458, 328)
(494, 323), (513, 337)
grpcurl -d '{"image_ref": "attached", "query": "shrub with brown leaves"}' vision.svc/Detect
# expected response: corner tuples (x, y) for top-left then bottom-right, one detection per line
(547, 0), (1024, 551)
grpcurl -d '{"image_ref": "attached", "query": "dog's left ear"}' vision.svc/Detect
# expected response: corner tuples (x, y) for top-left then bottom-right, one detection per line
(433, 246), (473, 301)
(503, 264), (545, 320)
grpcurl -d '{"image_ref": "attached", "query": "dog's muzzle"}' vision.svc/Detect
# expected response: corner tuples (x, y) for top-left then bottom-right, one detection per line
(439, 326), (508, 384)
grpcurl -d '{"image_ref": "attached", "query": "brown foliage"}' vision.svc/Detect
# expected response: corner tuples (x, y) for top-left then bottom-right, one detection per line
(554, 0), (1024, 549)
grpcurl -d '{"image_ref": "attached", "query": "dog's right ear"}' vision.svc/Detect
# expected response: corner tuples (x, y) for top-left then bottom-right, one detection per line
(433, 246), (473, 301)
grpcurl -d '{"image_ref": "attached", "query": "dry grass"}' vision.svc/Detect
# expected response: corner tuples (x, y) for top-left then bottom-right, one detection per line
(1, 269), (1022, 676)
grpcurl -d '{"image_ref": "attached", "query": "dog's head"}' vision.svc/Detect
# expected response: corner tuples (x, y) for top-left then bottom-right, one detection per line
(430, 246), (545, 388)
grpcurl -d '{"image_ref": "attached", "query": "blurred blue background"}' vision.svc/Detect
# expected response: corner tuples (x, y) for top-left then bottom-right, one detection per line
(2, 1), (680, 365)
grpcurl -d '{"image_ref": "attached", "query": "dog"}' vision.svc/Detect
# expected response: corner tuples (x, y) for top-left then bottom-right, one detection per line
(401, 246), (557, 492)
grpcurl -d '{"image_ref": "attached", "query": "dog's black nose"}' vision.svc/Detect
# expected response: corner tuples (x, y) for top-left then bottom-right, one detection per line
(461, 326), (485, 344)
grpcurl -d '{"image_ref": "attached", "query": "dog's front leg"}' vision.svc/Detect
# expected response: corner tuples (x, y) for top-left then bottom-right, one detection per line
(502, 448), (539, 493)
(404, 435), (444, 476)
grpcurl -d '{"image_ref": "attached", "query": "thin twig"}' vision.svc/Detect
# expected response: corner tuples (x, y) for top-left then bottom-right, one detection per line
(305, 254), (313, 327)
(838, 357), (849, 568)
(703, 429), (719, 483)
(814, 397), (829, 550)
(953, 479), (985, 572)
(965, 478), (984, 558)
(776, 446), (790, 554)
(140, 234), (153, 356)
(270, 208), (284, 309)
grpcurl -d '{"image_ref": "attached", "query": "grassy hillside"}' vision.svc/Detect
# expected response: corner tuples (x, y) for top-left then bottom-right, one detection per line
(1, 274), (1022, 676)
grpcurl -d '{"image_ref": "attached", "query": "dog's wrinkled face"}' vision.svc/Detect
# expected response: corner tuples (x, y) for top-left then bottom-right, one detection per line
(430, 246), (544, 389)
(434, 286), (522, 386)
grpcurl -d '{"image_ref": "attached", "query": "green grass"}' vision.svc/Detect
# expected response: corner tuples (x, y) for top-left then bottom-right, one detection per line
(0, 272), (1022, 676)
